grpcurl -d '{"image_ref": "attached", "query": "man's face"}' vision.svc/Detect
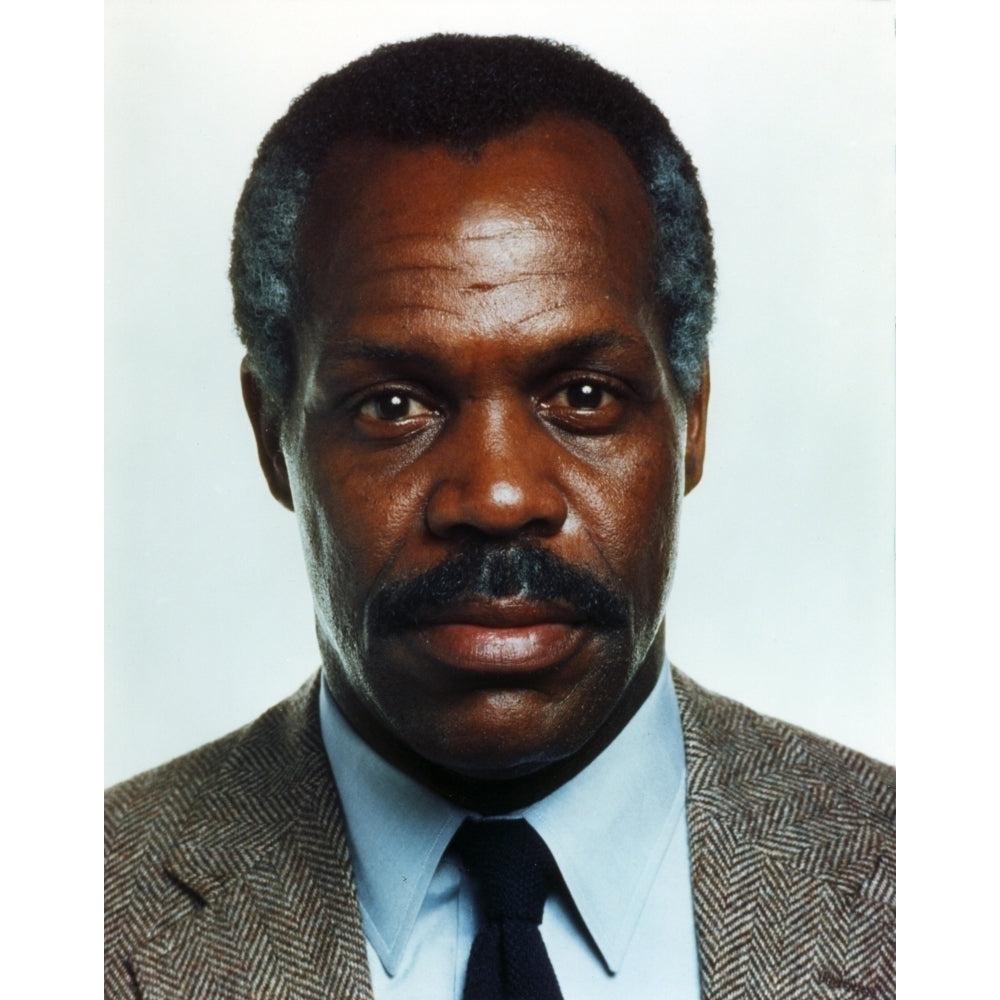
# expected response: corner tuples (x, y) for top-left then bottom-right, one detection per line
(245, 116), (707, 786)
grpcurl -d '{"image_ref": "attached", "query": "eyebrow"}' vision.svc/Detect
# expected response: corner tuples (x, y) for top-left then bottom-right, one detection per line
(315, 341), (444, 377)
(317, 330), (637, 372)
(540, 329), (636, 364)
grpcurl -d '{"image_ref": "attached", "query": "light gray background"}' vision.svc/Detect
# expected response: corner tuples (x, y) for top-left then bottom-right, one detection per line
(105, 0), (895, 786)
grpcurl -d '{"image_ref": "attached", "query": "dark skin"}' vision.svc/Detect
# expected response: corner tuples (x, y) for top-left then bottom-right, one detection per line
(243, 115), (709, 814)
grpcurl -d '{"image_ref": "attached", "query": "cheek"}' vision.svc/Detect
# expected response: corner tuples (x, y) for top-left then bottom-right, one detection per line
(562, 431), (684, 618)
(565, 434), (683, 554)
(289, 437), (430, 599)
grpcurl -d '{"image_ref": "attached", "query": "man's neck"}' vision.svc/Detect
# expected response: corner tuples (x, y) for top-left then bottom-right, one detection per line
(323, 646), (663, 815)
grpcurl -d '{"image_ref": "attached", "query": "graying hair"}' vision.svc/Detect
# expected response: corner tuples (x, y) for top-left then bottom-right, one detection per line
(230, 35), (715, 404)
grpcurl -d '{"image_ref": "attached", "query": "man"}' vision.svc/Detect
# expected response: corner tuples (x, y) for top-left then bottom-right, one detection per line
(105, 34), (894, 1000)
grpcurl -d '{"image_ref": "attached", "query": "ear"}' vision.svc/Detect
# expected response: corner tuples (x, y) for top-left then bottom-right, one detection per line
(240, 358), (295, 511)
(683, 365), (709, 495)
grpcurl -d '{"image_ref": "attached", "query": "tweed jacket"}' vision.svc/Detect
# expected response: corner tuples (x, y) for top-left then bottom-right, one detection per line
(105, 668), (895, 999)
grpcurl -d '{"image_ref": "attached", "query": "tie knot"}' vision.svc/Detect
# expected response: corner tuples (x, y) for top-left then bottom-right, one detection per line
(452, 818), (557, 924)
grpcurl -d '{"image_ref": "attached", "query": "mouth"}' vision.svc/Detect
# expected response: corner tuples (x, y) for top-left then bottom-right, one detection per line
(404, 598), (590, 675)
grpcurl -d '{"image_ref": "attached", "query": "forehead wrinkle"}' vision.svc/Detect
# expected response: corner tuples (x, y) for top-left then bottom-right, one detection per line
(350, 262), (461, 282)
(361, 229), (464, 249)
(326, 304), (469, 326)
(338, 220), (609, 294)
(503, 282), (644, 327)
(354, 221), (595, 254)
(457, 223), (584, 242)
(511, 301), (574, 326)
(455, 223), (608, 264)
(458, 270), (580, 293)
(509, 300), (632, 330)
(315, 328), (640, 380)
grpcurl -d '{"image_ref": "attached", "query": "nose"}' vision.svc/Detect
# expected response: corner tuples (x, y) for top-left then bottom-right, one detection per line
(425, 400), (569, 541)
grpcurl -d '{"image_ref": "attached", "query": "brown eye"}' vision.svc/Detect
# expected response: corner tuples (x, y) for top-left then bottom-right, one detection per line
(564, 381), (605, 409)
(540, 376), (628, 434)
(359, 391), (431, 422)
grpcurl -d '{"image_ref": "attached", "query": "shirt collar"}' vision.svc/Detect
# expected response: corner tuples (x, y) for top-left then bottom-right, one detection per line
(319, 661), (687, 977)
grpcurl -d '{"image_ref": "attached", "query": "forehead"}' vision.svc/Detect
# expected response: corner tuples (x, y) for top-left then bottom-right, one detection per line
(296, 116), (657, 323)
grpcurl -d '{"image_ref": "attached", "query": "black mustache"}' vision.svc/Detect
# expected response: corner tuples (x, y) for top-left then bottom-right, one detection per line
(367, 544), (628, 635)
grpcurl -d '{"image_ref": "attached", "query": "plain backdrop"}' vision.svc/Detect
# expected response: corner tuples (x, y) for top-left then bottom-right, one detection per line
(105, 0), (895, 786)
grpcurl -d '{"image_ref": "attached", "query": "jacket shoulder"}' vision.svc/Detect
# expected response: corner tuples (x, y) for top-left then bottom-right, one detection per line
(104, 674), (324, 988)
(673, 665), (894, 822)
(105, 676), (319, 857)
(673, 668), (894, 998)
(673, 665), (894, 910)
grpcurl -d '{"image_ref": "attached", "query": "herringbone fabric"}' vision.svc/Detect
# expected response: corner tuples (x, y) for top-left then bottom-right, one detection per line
(105, 667), (895, 999)
(679, 672), (895, 999)
(104, 676), (374, 1000)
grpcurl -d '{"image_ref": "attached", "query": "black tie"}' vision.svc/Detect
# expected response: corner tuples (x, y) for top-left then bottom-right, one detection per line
(451, 818), (565, 1000)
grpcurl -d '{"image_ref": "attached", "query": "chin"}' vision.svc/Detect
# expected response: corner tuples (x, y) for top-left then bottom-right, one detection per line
(410, 691), (584, 779)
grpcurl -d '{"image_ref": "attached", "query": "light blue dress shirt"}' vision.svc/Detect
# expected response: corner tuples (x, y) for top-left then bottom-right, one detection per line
(319, 663), (701, 999)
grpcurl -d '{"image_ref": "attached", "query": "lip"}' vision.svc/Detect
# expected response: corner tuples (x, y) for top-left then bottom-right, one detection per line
(404, 598), (589, 674)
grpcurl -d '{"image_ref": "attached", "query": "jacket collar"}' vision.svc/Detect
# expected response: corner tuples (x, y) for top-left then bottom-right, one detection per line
(131, 676), (375, 1000)
(675, 667), (894, 1000)
(127, 669), (892, 1000)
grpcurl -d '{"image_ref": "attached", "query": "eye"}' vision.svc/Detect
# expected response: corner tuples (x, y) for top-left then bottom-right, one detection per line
(358, 391), (431, 422)
(541, 377), (627, 433)
(562, 381), (607, 409)
(353, 389), (438, 439)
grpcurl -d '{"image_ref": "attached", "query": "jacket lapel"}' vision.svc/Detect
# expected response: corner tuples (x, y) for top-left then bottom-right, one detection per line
(675, 668), (894, 1000)
(124, 667), (891, 999)
(131, 677), (375, 1000)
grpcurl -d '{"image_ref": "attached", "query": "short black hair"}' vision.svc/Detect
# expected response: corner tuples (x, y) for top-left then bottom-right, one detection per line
(230, 34), (715, 404)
